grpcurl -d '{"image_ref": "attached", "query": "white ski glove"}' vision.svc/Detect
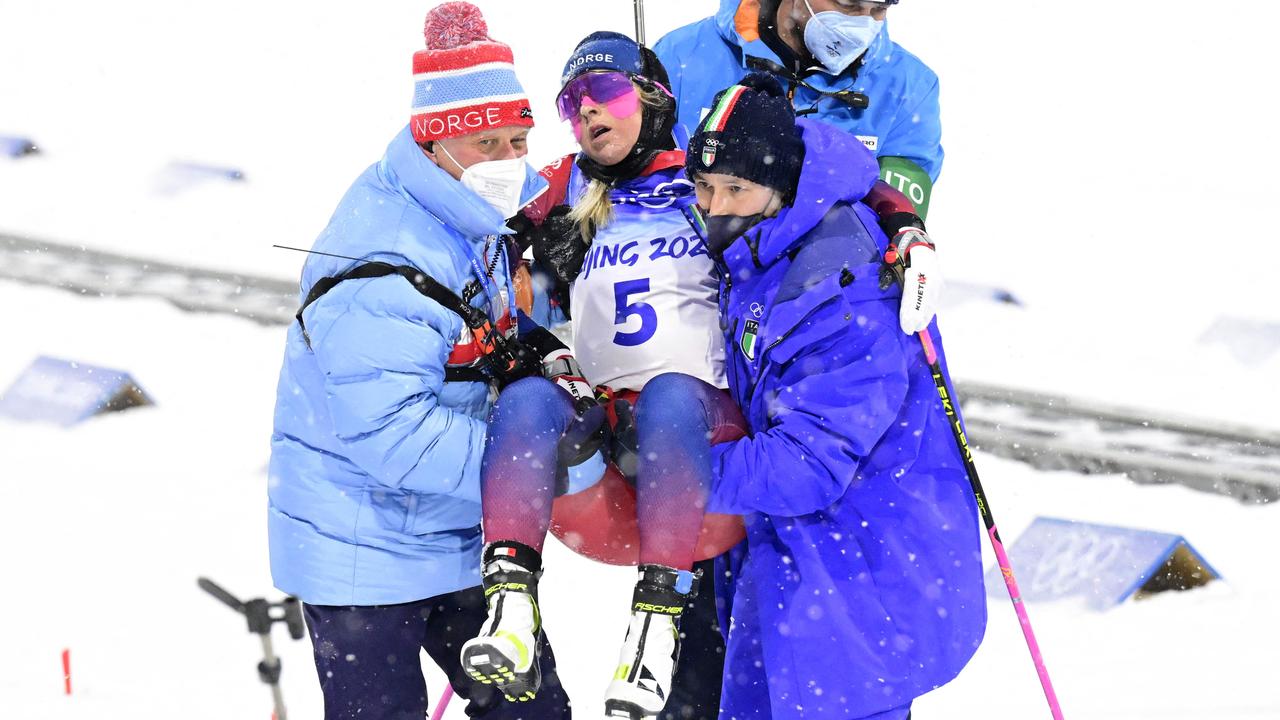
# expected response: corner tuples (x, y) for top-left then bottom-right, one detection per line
(888, 228), (944, 334)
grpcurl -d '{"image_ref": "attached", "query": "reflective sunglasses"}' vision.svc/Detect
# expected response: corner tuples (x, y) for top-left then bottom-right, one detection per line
(556, 71), (644, 127)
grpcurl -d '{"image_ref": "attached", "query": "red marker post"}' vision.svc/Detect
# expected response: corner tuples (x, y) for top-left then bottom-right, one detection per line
(62, 649), (72, 695)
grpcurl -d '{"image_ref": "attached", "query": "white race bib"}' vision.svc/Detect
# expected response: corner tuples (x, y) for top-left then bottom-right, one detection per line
(570, 205), (725, 391)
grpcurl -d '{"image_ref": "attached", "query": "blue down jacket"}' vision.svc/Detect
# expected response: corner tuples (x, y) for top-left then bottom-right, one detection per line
(268, 125), (547, 606)
(654, 0), (943, 181)
(706, 119), (985, 718)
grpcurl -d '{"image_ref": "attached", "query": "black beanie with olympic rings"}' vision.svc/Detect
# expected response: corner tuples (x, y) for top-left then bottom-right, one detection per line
(685, 72), (804, 200)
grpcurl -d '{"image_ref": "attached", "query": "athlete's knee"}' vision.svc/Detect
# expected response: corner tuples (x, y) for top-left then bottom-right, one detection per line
(491, 377), (570, 429)
(636, 372), (714, 429)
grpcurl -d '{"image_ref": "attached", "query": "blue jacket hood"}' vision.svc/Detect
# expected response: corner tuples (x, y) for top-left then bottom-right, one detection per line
(379, 125), (548, 240)
(722, 117), (879, 274)
(713, 0), (739, 37)
(712, 0), (781, 66)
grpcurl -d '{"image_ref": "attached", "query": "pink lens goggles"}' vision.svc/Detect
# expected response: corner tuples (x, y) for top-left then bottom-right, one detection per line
(556, 71), (649, 131)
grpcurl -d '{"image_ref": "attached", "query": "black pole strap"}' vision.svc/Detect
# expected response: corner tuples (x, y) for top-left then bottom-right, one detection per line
(295, 261), (498, 384)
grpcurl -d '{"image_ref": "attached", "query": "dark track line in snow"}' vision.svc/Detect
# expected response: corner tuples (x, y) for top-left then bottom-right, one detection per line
(4, 232), (1277, 503)
(0, 232), (297, 325)
(957, 382), (1280, 505)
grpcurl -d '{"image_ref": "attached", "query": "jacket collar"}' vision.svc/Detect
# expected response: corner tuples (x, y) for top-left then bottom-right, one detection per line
(379, 125), (548, 241)
(567, 150), (694, 208)
(714, 0), (783, 68)
(644, 149), (687, 174)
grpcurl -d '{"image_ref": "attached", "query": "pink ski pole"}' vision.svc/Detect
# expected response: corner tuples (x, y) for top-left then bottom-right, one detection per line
(916, 328), (1065, 719)
(429, 684), (454, 720)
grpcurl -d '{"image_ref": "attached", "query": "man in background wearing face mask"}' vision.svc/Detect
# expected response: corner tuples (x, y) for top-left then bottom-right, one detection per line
(656, 1), (937, 216)
(267, 3), (577, 718)
(655, 1), (944, 336)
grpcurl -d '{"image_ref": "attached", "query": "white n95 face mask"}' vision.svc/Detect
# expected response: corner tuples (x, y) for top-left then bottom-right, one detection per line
(802, 0), (883, 76)
(440, 143), (529, 219)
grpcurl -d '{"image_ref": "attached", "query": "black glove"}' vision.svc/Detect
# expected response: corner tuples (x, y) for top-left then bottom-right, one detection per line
(557, 401), (609, 469)
(554, 399), (610, 496)
(505, 212), (539, 255)
(531, 205), (589, 286)
(489, 321), (570, 391)
(610, 398), (639, 485)
(486, 332), (543, 390)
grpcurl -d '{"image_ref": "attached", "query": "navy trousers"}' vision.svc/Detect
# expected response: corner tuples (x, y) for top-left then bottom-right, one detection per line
(303, 586), (571, 719)
(662, 556), (725, 720)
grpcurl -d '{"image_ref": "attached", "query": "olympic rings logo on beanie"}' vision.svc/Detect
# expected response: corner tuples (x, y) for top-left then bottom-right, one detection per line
(411, 2), (534, 143)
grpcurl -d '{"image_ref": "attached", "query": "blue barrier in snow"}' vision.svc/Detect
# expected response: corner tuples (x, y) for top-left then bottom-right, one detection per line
(1199, 316), (1280, 365)
(0, 356), (153, 427)
(153, 160), (246, 194)
(987, 516), (1219, 611)
(0, 135), (38, 157)
(941, 280), (1022, 310)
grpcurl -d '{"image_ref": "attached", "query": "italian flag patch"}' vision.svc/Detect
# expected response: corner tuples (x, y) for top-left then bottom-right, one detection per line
(701, 140), (717, 167)
(740, 320), (759, 360)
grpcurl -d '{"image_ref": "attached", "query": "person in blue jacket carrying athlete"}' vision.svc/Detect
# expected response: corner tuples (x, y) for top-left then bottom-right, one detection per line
(672, 72), (988, 719)
(267, 4), (576, 718)
(655, 0), (945, 335)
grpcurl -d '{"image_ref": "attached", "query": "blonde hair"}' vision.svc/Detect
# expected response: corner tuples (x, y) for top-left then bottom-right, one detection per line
(569, 82), (672, 242)
(763, 191), (785, 218)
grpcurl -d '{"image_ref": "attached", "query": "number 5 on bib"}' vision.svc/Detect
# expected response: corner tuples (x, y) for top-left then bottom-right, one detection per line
(612, 278), (657, 346)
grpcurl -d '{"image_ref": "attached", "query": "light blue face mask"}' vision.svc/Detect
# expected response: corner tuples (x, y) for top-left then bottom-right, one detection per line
(802, 1), (884, 75)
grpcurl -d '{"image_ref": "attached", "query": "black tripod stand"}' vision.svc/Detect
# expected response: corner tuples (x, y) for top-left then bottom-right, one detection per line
(198, 577), (305, 720)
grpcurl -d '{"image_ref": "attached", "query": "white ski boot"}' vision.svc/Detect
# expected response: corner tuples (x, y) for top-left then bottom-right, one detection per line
(460, 541), (544, 703)
(603, 564), (699, 719)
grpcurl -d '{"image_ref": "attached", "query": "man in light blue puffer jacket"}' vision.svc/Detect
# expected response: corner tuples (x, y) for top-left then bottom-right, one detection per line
(268, 3), (574, 718)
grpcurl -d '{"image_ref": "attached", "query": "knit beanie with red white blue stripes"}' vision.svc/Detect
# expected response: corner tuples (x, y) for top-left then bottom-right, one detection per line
(411, 2), (534, 143)
(685, 72), (804, 200)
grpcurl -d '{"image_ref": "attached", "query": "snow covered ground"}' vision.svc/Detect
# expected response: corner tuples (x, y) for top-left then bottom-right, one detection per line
(2, 282), (1278, 719)
(3, 0), (1280, 718)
